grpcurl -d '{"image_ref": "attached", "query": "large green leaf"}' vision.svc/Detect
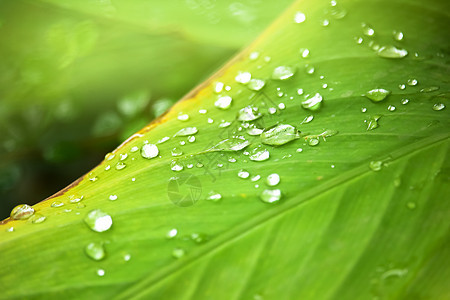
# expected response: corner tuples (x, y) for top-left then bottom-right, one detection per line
(1, 0), (449, 299)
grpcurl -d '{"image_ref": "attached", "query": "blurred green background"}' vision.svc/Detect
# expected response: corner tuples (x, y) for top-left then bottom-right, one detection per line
(0, 0), (292, 219)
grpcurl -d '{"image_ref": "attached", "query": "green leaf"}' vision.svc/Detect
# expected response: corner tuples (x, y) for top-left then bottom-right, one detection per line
(1, 0), (449, 299)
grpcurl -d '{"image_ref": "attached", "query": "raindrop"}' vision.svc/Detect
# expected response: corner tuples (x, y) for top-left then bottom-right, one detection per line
(268, 107), (277, 114)
(387, 105), (396, 112)
(175, 127), (198, 136)
(296, 148), (303, 153)
(84, 209), (113, 232)
(401, 98), (409, 105)
(249, 51), (260, 60)
(369, 160), (382, 171)
(362, 23), (375, 36)
(366, 115), (381, 131)
(305, 65), (315, 74)
(377, 46), (408, 59)
(407, 78), (418, 86)
(308, 137), (320, 146)
(393, 30), (404, 41)
(109, 195), (118, 201)
(69, 194), (84, 203)
(171, 161), (184, 172)
(188, 136), (196, 143)
(105, 165), (111, 171)
(365, 88), (390, 102)
(247, 127), (264, 136)
(207, 191), (222, 201)
(215, 96), (233, 109)
(302, 93), (323, 110)
(235, 72), (252, 84)
(361, 107), (367, 113)
(249, 148), (270, 161)
(260, 189), (281, 203)
(272, 66), (296, 80)
(157, 136), (170, 144)
(141, 144), (159, 159)
(432, 103), (445, 111)
(177, 113), (189, 121)
(297, 88), (304, 95)
(130, 146), (139, 152)
(278, 103), (286, 110)
(6, 227), (14, 232)
(398, 84), (406, 90)
(171, 148), (183, 156)
(238, 170), (250, 179)
(30, 213), (46, 224)
(116, 162), (126, 170)
(301, 115), (314, 124)
(120, 153), (128, 161)
(300, 48), (310, 58)
(97, 269), (105, 277)
(51, 201), (64, 208)
(214, 82), (224, 93)
(166, 228), (178, 239)
(251, 175), (261, 182)
(247, 79), (266, 91)
(89, 173), (98, 182)
(294, 11), (306, 23)
(237, 106), (262, 121)
(219, 120), (232, 128)
(261, 124), (300, 146)
(207, 118), (214, 124)
(172, 248), (186, 259)
(85, 242), (106, 261)
(208, 136), (250, 152)
(267, 173), (280, 186)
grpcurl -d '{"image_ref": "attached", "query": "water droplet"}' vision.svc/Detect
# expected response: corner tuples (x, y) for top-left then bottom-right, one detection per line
(238, 170), (250, 179)
(401, 98), (409, 105)
(407, 78), (418, 86)
(369, 160), (382, 171)
(321, 19), (330, 26)
(278, 103), (286, 110)
(261, 124), (300, 146)
(124, 254), (131, 261)
(51, 201), (64, 208)
(88, 173), (99, 182)
(97, 269), (105, 277)
(214, 82), (224, 93)
(272, 66), (296, 80)
(260, 189), (281, 203)
(301, 115), (314, 124)
(308, 137), (320, 146)
(166, 228), (178, 239)
(406, 202), (416, 210)
(208, 136), (250, 152)
(130, 146), (139, 152)
(172, 248), (186, 259)
(235, 71), (252, 84)
(251, 175), (261, 182)
(300, 48), (310, 58)
(109, 195), (118, 201)
(365, 88), (390, 102)
(207, 191), (222, 201)
(116, 162), (126, 170)
(6, 227), (14, 232)
(84, 209), (113, 232)
(120, 153), (128, 161)
(188, 136), (196, 143)
(267, 173), (280, 186)
(305, 64), (315, 74)
(175, 127), (198, 136)
(30, 213), (46, 224)
(393, 30), (404, 41)
(157, 136), (170, 144)
(219, 120), (232, 128)
(329, 1), (347, 19)
(268, 107), (277, 114)
(355, 36), (364, 44)
(237, 106), (262, 121)
(105, 153), (115, 161)
(432, 103), (445, 111)
(85, 242), (106, 261)
(297, 88), (304, 95)
(171, 161), (184, 172)
(249, 51), (260, 61)
(420, 86), (439, 93)
(171, 148), (183, 157)
(366, 115), (381, 131)
(377, 46), (408, 58)
(215, 96), (233, 109)
(294, 11), (306, 23)
(362, 23), (375, 36)
(191, 232), (208, 243)
(247, 127), (264, 136)
(247, 79), (266, 91)
(69, 194), (84, 203)
(141, 144), (159, 159)
(177, 113), (189, 121)
(296, 148), (303, 153)
(387, 105), (396, 112)
(398, 84), (406, 90)
(302, 93), (323, 110)
(249, 147), (270, 161)
(361, 107), (367, 113)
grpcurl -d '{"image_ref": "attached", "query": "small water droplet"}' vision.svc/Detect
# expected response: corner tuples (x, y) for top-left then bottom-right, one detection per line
(116, 162), (126, 170)
(268, 107), (277, 115)
(175, 127), (198, 136)
(219, 120), (232, 128)
(251, 175), (261, 182)
(171, 161), (184, 172)
(365, 88), (390, 102)
(249, 51), (260, 61)
(208, 136), (250, 152)
(377, 46), (408, 59)
(407, 78), (418, 86)
(238, 169), (250, 179)
(305, 64), (315, 74)
(432, 103), (445, 111)
(120, 153), (128, 161)
(130, 146), (139, 152)
(260, 189), (282, 203)
(214, 82), (224, 93)
(393, 30), (404, 41)
(166, 228), (178, 239)
(238, 106), (262, 121)
(300, 48), (310, 58)
(249, 147), (270, 161)
(30, 213), (46, 224)
(207, 191), (222, 201)
(51, 201), (64, 208)
(6, 227), (14, 232)
(84, 209), (113, 232)
(172, 248), (186, 259)
(69, 194), (84, 203)
(294, 11), (306, 23)
(387, 105), (396, 112)
(301, 115), (314, 124)
(361, 107), (367, 113)
(296, 148), (303, 152)
(105, 153), (115, 161)
(398, 84), (406, 90)
(261, 124), (300, 146)
(171, 148), (183, 157)
(97, 269), (105, 277)
(366, 115), (381, 131)
(109, 195), (118, 201)
(369, 160), (382, 171)
(267, 173), (280, 186)
(123, 254), (131, 261)
(188, 136), (196, 143)
(321, 19), (330, 26)
(191, 232), (208, 243)
(89, 172), (99, 182)
(157, 136), (170, 144)
(362, 23), (375, 36)
(420, 86), (439, 93)
(247, 127), (264, 136)
(247, 79), (266, 91)
(141, 144), (159, 159)
(85, 242), (106, 261)
(215, 96), (233, 109)
(177, 113), (189, 121)
(235, 71), (252, 84)
(302, 93), (323, 110)
(401, 98), (409, 105)
(272, 66), (296, 80)
(308, 137), (320, 146)
(278, 103), (286, 110)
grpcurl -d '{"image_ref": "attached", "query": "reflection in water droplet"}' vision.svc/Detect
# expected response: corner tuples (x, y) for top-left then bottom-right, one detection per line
(261, 124), (299, 146)
(401, 98), (409, 105)
(260, 189), (282, 203)
(393, 30), (404, 41)
(365, 88), (390, 102)
(69, 194), (83, 203)
(97, 269), (105, 277)
(267, 174), (280, 186)
(308, 137), (320, 146)
(300, 48), (310, 58)
(171, 161), (184, 172)
(51, 201), (64, 208)
(130, 146), (139, 152)
(272, 66), (296, 80)
(84, 209), (113, 232)
(377, 46), (408, 58)
(85, 242), (106, 261)
(362, 23), (375, 36)
(369, 161), (382, 171)
(141, 144), (159, 159)
(302, 93), (323, 111)
(305, 65), (315, 74)
(238, 106), (262, 121)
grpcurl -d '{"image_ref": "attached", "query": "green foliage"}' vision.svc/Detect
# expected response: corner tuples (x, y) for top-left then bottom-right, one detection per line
(0, 0), (449, 299)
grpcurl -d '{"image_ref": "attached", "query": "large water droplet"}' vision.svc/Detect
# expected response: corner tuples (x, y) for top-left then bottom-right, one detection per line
(175, 127), (198, 136)
(272, 66), (296, 80)
(365, 88), (390, 102)
(208, 136), (250, 152)
(141, 144), (159, 159)
(261, 124), (300, 146)
(84, 209), (113, 232)
(85, 242), (106, 261)
(266, 173), (280, 186)
(260, 189), (282, 203)
(432, 103), (445, 111)
(10, 204), (35, 220)
(377, 46), (408, 58)
(301, 93), (323, 111)
(215, 96), (233, 109)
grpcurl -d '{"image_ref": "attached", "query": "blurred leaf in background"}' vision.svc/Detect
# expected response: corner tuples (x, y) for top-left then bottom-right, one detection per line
(0, 0), (292, 218)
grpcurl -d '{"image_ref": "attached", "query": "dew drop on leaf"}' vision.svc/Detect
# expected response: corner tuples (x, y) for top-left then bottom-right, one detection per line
(177, 113), (189, 121)
(261, 124), (300, 146)
(393, 30), (404, 41)
(407, 78), (418, 86)
(175, 127), (198, 136)
(387, 105), (396, 112)
(166, 228), (178, 239)
(238, 169), (250, 179)
(141, 144), (159, 159)
(294, 11), (306, 23)
(171, 148), (183, 156)
(432, 103), (445, 111)
(235, 71), (252, 84)
(308, 137), (320, 146)
(97, 269), (105, 277)
(377, 46), (408, 59)
(301, 115), (314, 124)
(115, 162), (126, 170)
(206, 191), (222, 201)
(51, 201), (64, 208)
(272, 66), (296, 80)
(369, 160), (383, 171)
(249, 148), (270, 161)
(215, 96), (233, 109)
(109, 195), (118, 201)
(85, 242), (106, 261)
(302, 93), (323, 110)
(260, 189), (282, 203)
(300, 48), (310, 58)
(266, 173), (280, 186)
(84, 209), (113, 232)
(247, 79), (266, 91)
(191, 232), (208, 243)
(30, 213), (46, 224)
(208, 136), (250, 152)
(366, 115), (382, 131)
(172, 248), (186, 259)
(365, 88), (390, 102)
(171, 161), (184, 172)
